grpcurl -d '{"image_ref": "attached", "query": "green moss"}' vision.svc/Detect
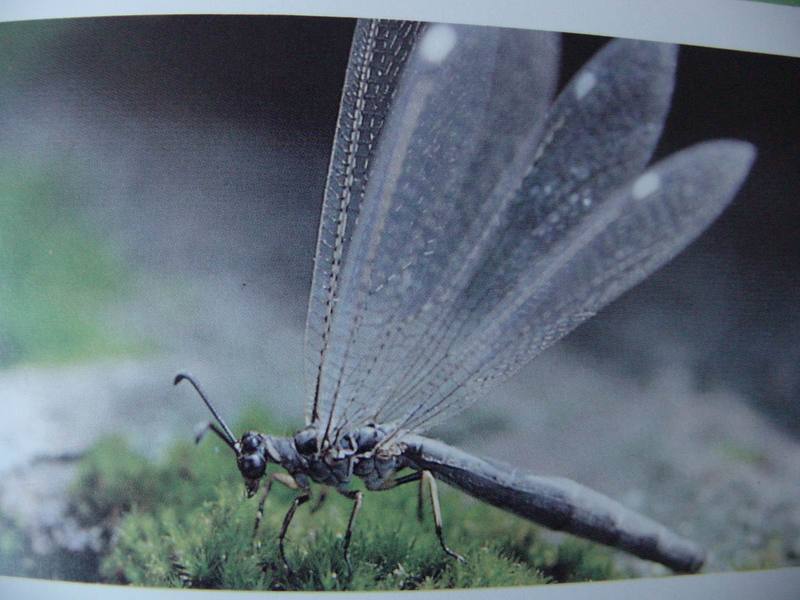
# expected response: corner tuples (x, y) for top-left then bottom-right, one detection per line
(100, 475), (557, 590)
(95, 410), (617, 589)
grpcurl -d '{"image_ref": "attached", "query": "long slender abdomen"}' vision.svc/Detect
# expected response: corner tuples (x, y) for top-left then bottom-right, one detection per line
(402, 434), (704, 573)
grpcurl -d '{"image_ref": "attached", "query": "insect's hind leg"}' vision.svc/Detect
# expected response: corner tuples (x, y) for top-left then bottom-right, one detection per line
(417, 473), (425, 522)
(422, 470), (465, 563)
(384, 470), (425, 521)
(381, 470), (465, 562)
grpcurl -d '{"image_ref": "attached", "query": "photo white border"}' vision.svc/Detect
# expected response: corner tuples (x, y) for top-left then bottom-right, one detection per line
(1, 0), (799, 57)
(2, 568), (800, 599)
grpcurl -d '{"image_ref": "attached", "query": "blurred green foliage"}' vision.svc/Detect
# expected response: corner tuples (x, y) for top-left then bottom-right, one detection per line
(4, 407), (619, 590)
(0, 161), (134, 366)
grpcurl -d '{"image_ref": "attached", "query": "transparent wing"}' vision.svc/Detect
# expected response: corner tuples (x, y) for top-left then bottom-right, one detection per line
(307, 22), (560, 440)
(359, 38), (679, 436)
(305, 20), (423, 423)
(388, 140), (755, 436)
(306, 25), (753, 446)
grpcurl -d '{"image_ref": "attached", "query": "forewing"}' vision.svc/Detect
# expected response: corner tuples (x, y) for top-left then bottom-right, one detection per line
(307, 23), (560, 442)
(305, 20), (423, 423)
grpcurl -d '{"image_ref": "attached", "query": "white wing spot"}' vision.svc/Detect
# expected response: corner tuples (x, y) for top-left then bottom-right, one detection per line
(632, 172), (661, 199)
(574, 71), (597, 100)
(419, 24), (457, 64)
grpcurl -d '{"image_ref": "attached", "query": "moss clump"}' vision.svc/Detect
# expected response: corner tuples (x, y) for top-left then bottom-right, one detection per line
(37, 407), (619, 589)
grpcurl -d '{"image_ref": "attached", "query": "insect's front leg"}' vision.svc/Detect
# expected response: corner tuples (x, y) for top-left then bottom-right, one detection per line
(252, 477), (274, 541)
(278, 482), (312, 574)
(252, 472), (302, 541)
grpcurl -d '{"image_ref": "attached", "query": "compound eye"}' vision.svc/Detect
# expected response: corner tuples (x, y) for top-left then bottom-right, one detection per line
(239, 453), (266, 479)
(242, 433), (261, 453)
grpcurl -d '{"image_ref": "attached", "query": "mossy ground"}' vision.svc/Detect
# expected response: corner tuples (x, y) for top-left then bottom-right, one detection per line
(1, 407), (620, 590)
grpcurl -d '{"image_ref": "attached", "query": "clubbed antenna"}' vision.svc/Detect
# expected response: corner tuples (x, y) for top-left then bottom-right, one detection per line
(174, 373), (238, 450)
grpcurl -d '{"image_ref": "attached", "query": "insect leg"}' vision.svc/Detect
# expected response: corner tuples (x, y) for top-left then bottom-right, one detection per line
(252, 476), (274, 541)
(417, 474), (425, 522)
(278, 489), (311, 573)
(388, 471), (423, 486)
(377, 471), (463, 560)
(310, 487), (328, 514)
(337, 489), (363, 574)
(253, 472), (302, 541)
(422, 470), (465, 563)
(272, 471), (302, 490)
(381, 470), (426, 522)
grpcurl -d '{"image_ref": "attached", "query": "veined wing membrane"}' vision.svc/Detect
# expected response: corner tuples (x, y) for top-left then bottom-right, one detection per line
(380, 39), (677, 424)
(325, 27), (563, 437)
(305, 20), (423, 423)
(317, 36), (680, 439)
(311, 24), (562, 445)
(308, 27), (746, 447)
(393, 141), (755, 435)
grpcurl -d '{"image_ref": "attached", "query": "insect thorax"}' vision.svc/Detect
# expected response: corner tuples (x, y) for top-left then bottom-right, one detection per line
(286, 424), (407, 491)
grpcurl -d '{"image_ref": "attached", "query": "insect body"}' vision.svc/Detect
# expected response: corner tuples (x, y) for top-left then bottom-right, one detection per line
(177, 370), (708, 573)
(176, 20), (755, 576)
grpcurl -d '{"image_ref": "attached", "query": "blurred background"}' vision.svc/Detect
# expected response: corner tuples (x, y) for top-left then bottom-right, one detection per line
(0, 15), (798, 574)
